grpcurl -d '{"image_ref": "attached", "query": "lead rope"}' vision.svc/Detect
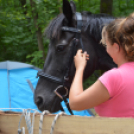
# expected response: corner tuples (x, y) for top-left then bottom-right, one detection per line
(18, 109), (38, 134)
(50, 112), (66, 134)
(18, 109), (51, 134)
(39, 110), (50, 134)
(2, 108), (68, 134)
(18, 110), (26, 134)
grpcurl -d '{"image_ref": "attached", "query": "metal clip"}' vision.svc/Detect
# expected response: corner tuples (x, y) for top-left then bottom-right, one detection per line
(54, 85), (68, 100)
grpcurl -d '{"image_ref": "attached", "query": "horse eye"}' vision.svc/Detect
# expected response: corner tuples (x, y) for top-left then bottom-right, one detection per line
(56, 45), (65, 52)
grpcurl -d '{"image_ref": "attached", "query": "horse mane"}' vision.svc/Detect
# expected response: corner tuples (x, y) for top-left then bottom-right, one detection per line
(83, 11), (115, 43)
(45, 11), (115, 43)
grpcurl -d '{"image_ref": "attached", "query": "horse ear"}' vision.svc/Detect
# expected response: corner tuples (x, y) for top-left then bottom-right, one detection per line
(62, 0), (73, 25)
(70, 0), (76, 13)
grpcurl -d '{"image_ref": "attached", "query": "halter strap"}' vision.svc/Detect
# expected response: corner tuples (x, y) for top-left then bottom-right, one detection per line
(62, 27), (81, 33)
(37, 71), (63, 84)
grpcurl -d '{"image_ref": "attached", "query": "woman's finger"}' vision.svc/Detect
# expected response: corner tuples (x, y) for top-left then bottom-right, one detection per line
(77, 49), (82, 54)
(86, 54), (89, 57)
(83, 51), (87, 58)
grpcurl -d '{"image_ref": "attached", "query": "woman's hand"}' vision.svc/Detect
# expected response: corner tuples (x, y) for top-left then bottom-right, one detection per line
(74, 49), (89, 71)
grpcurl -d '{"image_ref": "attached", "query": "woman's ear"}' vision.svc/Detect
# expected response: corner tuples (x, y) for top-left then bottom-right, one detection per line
(113, 43), (120, 52)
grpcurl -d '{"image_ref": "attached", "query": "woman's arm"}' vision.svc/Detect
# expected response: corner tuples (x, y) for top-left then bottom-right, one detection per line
(69, 50), (110, 110)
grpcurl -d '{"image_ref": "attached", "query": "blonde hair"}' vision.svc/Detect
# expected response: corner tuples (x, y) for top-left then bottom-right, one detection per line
(100, 25), (107, 45)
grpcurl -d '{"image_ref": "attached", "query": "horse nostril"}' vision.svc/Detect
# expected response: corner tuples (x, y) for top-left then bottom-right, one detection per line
(35, 96), (44, 106)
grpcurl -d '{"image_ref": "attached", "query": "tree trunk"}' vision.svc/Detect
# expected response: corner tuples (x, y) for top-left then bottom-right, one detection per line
(19, 0), (27, 15)
(30, 0), (45, 60)
(58, 0), (62, 13)
(100, 0), (113, 15)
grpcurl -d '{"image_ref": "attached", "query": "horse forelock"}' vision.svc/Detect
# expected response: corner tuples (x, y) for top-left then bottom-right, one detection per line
(44, 14), (65, 40)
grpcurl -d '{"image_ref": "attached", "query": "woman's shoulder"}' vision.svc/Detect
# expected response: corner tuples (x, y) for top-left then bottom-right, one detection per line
(99, 67), (121, 84)
(103, 67), (119, 76)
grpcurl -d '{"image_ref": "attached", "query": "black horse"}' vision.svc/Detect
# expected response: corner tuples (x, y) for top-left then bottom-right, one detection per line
(34, 0), (116, 113)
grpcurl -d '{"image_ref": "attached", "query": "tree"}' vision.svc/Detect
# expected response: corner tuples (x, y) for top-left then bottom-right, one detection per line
(100, 0), (113, 15)
(29, 0), (45, 60)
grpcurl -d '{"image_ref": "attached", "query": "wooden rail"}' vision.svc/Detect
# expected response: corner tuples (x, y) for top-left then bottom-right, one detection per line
(0, 112), (134, 134)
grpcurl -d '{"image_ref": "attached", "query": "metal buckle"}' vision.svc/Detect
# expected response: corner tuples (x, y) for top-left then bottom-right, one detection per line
(54, 85), (68, 100)
(64, 76), (69, 81)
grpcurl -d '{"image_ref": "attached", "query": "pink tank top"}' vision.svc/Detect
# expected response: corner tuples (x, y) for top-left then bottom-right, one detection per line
(95, 62), (134, 117)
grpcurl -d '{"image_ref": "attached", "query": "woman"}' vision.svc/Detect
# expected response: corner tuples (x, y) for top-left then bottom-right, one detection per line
(69, 13), (134, 117)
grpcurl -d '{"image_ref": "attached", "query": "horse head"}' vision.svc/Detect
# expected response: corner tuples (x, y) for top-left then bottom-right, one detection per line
(34, 0), (116, 112)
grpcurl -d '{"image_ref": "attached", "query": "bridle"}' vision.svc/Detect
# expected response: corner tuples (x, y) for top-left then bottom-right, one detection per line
(37, 12), (84, 115)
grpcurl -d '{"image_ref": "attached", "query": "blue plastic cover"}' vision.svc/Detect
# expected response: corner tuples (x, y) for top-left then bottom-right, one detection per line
(9, 68), (39, 112)
(0, 68), (39, 112)
(0, 69), (9, 109)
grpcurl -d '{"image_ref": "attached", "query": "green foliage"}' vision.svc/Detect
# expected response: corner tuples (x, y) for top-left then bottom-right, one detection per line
(83, 70), (101, 89)
(26, 50), (44, 68)
(26, 38), (49, 68)
(73, 0), (100, 13)
(0, 0), (60, 64)
(0, 0), (38, 62)
(83, 74), (96, 89)
(113, 0), (134, 17)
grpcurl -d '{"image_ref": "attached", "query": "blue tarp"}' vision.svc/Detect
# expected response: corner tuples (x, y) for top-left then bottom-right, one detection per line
(0, 67), (39, 112)
(0, 61), (93, 116)
(0, 69), (9, 108)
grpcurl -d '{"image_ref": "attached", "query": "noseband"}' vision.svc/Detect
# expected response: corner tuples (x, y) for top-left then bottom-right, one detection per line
(37, 12), (84, 115)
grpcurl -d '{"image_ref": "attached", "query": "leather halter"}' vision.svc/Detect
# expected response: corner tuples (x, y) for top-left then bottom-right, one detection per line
(37, 12), (84, 115)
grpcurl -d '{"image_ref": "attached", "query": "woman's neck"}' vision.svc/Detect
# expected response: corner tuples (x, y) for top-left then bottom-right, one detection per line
(117, 58), (128, 67)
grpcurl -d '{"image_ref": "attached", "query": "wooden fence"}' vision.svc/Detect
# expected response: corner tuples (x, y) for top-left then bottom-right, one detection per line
(0, 112), (134, 134)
